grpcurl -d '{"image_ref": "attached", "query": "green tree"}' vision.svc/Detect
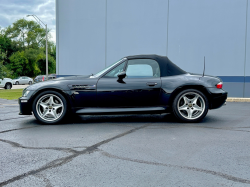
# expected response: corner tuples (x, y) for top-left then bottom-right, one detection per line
(9, 48), (49, 77)
(37, 53), (56, 74)
(1, 19), (56, 78)
(9, 51), (29, 77)
(0, 62), (13, 79)
(23, 48), (42, 76)
(0, 27), (17, 65)
(0, 49), (13, 78)
(49, 44), (56, 60)
(4, 18), (51, 50)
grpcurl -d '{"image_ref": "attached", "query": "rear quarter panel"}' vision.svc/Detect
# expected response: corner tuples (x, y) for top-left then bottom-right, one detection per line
(160, 73), (222, 106)
(160, 74), (221, 93)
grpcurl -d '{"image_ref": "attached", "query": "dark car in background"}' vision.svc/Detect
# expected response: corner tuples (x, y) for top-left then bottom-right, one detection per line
(34, 74), (57, 83)
(19, 55), (227, 124)
(48, 74), (57, 80)
(34, 75), (47, 83)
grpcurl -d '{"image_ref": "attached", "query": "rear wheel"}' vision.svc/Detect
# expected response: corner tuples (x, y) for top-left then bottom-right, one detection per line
(16, 81), (19, 85)
(172, 89), (208, 122)
(29, 81), (32, 85)
(4, 83), (12, 89)
(32, 91), (67, 124)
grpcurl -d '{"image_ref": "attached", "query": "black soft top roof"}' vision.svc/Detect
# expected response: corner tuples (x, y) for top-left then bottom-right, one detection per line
(126, 54), (186, 77)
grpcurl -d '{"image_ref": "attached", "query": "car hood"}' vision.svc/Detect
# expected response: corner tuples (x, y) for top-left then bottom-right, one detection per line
(26, 75), (97, 91)
(3, 78), (12, 80)
(55, 75), (91, 80)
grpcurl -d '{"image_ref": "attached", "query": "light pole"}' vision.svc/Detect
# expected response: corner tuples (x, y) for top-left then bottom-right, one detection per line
(27, 15), (48, 81)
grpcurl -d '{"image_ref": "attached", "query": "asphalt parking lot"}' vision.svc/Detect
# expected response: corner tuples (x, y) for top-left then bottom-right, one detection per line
(0, 99), (250, 187)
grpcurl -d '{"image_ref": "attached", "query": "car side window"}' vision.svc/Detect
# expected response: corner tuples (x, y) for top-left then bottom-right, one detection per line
(103, 61), (126, 78)
(125, 59), (160, 78)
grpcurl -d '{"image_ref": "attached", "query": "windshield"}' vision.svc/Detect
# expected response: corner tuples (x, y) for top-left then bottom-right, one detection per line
(91, 58), (125, 78)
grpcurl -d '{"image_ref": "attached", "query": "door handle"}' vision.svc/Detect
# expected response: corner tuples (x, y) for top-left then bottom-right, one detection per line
(147, 82), (157, 86)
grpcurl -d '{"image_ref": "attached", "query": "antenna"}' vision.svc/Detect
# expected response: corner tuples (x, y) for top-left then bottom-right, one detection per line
(202, 56), (205, 77)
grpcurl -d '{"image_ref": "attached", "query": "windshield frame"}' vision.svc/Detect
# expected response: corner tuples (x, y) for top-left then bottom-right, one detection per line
(90, 58), (127, 78)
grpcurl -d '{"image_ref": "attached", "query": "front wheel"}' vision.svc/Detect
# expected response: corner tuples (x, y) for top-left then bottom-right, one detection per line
(29, 81), (32, 85)
(172, 89), (208, 122)
(32, 91), (67, 124)
(4, 83), (12, 89)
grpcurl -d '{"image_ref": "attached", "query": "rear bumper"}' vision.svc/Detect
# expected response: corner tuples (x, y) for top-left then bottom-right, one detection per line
(209, 91), (228, 109)
(18, 97), (32, 115)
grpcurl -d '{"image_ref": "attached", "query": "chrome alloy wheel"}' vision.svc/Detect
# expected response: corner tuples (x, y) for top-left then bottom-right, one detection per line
(36, 94), (64, 122)
(177, 92), (205, 120)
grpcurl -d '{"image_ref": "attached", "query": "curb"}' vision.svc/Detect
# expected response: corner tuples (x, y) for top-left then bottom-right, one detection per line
(227, 98), (250, 102)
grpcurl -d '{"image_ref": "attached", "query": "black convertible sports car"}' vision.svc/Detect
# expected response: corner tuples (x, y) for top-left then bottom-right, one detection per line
(19, 55), (227, 124)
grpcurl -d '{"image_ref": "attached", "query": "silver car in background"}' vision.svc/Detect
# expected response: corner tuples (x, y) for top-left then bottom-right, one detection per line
(12, 76), (33, 85)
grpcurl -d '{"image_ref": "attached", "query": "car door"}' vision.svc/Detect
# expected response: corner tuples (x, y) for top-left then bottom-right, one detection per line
(23, 77), (28, 84)
(0, 79), (3, 87)
(97, 59), (162, 107)
(19, 77), (24, 84)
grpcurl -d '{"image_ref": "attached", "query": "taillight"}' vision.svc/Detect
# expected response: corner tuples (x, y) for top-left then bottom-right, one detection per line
(216, 82), (223, 89)
(42, 76), (44, 81)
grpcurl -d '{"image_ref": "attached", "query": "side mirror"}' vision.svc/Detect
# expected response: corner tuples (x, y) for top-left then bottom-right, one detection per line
(117, 71), (126, 80)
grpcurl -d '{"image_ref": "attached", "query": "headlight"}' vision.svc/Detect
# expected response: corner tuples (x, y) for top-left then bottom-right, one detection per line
(23, 90), (30, 97)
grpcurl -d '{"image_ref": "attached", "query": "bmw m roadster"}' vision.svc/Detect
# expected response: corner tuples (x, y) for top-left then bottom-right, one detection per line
(19, 55), (227, 124)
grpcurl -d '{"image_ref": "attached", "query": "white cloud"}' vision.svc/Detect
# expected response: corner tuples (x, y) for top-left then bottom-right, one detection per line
(0, 0), (56, 43)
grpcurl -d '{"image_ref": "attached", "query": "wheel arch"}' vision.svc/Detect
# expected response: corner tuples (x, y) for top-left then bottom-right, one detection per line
(5, 82), (12, 89)
(168, 85), (212, 109)
(30, 88), (72, 111)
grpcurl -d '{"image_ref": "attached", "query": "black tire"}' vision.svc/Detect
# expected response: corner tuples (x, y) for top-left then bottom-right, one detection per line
(172, 89), (209, 122)
(16, 81), (19, 85)
(32, 91), (68, 124)
(4, 83), (12, 89)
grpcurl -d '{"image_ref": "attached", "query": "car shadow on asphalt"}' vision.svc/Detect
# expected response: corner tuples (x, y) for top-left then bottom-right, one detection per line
(23, 113), (223, 126)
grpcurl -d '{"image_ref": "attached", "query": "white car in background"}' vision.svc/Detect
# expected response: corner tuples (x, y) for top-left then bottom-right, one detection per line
(0, 78), (12, 89)
(12, 76), (33, 85)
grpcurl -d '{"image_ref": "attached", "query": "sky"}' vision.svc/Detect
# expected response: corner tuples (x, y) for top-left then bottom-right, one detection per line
(0, 0), (56, 43)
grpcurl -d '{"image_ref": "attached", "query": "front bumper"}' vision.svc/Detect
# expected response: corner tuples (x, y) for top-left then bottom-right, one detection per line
(19, 97), (32, 115)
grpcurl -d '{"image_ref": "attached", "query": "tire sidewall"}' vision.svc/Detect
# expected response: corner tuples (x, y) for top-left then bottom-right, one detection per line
(5, 83), (11, 89)
(172, 89), (209, 122)
(32, 91), (67, 124)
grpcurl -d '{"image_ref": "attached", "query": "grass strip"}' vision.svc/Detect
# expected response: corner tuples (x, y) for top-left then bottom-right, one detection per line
(0, 89), (23, 100)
